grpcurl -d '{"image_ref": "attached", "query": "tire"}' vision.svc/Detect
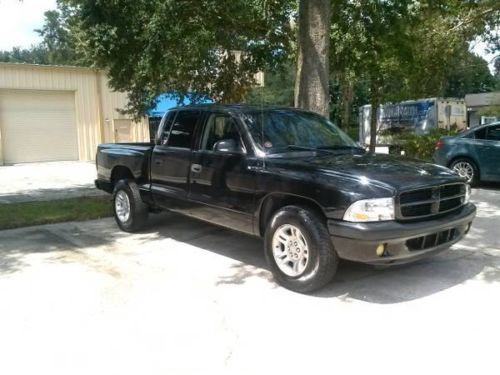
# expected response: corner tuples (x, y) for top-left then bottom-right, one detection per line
(112, 179), (149, 232)
(264, 205), (339, 293)
(449, 158), (479, 186)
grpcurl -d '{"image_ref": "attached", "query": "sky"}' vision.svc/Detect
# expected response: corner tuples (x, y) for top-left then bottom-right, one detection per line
(0, 0), (497, 73)
(0, 0), (57, 50)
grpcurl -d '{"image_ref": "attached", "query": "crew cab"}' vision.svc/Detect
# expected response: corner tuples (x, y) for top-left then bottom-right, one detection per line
(95, 105), (476, 293)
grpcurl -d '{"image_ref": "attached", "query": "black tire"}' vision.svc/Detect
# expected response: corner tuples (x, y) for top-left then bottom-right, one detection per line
(264, 205), (339, 293)
(112, 179), (149, 232)
(449, 158), (479, 186)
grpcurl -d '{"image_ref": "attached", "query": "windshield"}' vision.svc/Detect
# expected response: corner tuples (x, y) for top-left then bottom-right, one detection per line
(241, 109), (359, 154)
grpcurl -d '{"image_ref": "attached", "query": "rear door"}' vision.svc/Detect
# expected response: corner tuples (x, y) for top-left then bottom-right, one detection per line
(474, 124), (500, 181)
(188, 112), (256, 234)
(151, 110), (203, 210)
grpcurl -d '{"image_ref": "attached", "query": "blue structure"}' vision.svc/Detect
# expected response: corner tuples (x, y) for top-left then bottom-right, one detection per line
(146, 93), (213, 142)
(147, 93), (213, 118)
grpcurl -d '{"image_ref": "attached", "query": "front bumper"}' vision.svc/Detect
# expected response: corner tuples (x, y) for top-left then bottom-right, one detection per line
(328, 203), (476, 265)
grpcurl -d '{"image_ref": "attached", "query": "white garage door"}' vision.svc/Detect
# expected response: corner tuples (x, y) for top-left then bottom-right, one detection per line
(0, 90), (78, 164)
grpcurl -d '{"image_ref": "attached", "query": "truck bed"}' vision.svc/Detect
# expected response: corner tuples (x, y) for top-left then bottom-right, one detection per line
(95, 142), (154, 192)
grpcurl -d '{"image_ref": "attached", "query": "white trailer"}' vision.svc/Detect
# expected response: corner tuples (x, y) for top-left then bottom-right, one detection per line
(359, 98), (467, 146)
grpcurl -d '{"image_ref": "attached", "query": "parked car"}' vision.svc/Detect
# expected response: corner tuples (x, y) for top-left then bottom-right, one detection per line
(433, 122), (500, 185)
(95, 105), (476, 293)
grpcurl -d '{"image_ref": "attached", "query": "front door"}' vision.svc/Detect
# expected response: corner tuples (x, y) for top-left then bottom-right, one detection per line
(151, 110), (202, 211)
(189, 113), (256, 234)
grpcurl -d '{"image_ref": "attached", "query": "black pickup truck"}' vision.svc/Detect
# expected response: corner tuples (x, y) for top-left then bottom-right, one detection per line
(95, 105), (476, 292)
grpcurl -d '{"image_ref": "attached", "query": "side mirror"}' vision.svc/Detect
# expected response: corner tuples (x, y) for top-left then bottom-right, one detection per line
(214, 139), (242, 153)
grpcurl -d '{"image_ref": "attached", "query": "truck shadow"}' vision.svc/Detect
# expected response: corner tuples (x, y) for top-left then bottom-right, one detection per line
(144, 212), (498, 304)
(1, 208), (497, 305)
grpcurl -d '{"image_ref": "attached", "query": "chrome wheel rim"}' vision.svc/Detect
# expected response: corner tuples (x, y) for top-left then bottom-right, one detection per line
(115, 190), (131, 222)
(272, 224), (309, 277)
(452, 162), (474, 183)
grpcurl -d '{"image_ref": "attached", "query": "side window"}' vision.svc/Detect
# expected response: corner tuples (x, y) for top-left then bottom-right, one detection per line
(167, 111), (201, 149)
(158, 111), (176, 145)
(486, 125), (500, 141)
(201, 114), (242, 151)
(474, 127), (487, 140)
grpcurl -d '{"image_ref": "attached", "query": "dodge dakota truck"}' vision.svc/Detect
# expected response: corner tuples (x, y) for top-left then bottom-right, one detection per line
(95, 105), (476, 293)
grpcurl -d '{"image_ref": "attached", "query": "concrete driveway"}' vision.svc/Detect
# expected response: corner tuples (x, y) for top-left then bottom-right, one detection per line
(0, 161), (104, 203)
(0, 188), (499, 374)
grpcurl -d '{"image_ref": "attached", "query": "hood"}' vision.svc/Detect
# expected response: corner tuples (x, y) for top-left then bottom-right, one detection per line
(266, 153), (464, 192)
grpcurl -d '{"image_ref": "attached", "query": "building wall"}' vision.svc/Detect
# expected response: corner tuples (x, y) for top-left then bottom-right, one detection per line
(0, 63), (149, 164)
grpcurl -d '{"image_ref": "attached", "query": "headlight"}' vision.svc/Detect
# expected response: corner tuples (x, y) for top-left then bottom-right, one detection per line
(343, 197), (395, 222)
(464, 184), (471, 204)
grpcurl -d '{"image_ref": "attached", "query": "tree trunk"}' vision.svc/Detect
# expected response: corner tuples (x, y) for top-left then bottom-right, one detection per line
(294, 0), (331, 118)
(369, 81), (380, 153)
(340, 78), (353, 129)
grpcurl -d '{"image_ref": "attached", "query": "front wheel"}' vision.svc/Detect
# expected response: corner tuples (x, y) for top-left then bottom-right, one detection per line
(264, 206), (339, 293)
(112, 179), (149, 232)
(450, 158), (478, 186)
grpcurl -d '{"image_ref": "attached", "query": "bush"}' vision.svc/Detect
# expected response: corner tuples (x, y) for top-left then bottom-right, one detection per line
(389, 128), (459, 161)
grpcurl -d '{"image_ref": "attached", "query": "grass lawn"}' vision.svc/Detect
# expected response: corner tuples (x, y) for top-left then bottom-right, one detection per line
(0, 196), (113, 230)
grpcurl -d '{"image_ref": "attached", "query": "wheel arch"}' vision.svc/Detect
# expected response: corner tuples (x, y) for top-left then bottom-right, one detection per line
(257, 193), (327, 237)
(111, 165), (135, 188)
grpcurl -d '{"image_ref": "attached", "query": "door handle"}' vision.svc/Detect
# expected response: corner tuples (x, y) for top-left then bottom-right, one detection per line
(191, 164), (202, 173)
(154, 160), (163, 166)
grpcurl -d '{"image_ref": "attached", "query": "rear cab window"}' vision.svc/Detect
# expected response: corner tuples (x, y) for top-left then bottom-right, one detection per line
(159, 110), (202, 149)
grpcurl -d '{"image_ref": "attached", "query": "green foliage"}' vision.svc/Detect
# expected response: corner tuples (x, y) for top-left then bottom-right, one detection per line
(477, 105), (500, 117)
(444, 51), (498, 97)
(345, 126), (360, 142)
(0, 46), (50, 64)
(246, 62), (295, 106)
(35, 2), (81, 66)
(0, 197), (112, 230)
(392, 128), (459, 161)
(61, 0), (295, 116)
(0, 1), (81, 66)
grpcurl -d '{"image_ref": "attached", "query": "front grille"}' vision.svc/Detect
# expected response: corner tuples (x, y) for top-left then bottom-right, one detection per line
(397, 183), (466, 220)
(406, 228), (459, 251)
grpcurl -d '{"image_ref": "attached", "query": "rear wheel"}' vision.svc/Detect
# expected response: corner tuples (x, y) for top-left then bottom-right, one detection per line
(450, 158), (478, 186)
(112, 179), (149, 232)
(264, 205), (338, 293)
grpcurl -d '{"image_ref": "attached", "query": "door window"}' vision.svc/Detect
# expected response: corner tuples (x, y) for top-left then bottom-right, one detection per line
(201, 114), (242, 151)
(486, 125), (500, 141)
(167, 111), (201, 149)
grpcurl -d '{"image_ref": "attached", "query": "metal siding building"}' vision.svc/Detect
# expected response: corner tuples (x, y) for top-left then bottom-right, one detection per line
(0, 63), (149, 165)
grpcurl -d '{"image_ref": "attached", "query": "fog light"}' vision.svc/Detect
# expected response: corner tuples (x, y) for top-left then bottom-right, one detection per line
(376, 243), (386, 257)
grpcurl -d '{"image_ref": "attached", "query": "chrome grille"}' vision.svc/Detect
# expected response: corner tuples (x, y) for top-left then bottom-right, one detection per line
(397, 183), (466, 220)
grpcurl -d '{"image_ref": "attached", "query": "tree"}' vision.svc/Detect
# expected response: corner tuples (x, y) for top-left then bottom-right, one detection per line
(0, 46), (50, 64)
(0, 0), (80, 66)
(35, 2), (80, 66)
(294, 0), (331, 117)
(444, 51), (497, 97)
(329, 0), (415, 151)
(61, 0), (294, 116)
(329, 0), (500, 150)
(246, 62), (295, 106)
